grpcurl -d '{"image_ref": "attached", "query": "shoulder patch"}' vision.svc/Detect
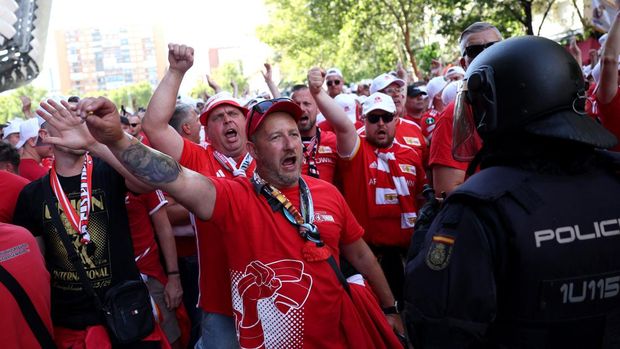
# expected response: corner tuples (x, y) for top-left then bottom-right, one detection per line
(399, 163), (417, 175)
(425, 235), (454, 271)
(403, 137), (422, 146)
(318, 145), (333, 154)
(425, 117), (435, 125)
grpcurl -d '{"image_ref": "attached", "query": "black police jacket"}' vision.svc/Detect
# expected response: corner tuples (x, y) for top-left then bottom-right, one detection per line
(404, 156), (620, 349)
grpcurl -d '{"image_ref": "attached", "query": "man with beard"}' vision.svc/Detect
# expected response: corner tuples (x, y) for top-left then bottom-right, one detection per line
(47, 94), (404, 348)
(291, 84), (339, 183)
(140, 44), (255, 348)
(312, 64), (426, 309)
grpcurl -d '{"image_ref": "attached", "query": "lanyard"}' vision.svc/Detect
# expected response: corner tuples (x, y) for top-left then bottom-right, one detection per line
(302, 128), (320, 178)
(50, 154), (94, 244)
(213, 151), (253, 177)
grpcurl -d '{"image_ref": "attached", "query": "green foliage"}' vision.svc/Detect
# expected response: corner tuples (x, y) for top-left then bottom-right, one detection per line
(106, 81), (153, 113)
(190, 81), (209, 101)
(0, 85), (48, 124)
(210, 61), (249, 94)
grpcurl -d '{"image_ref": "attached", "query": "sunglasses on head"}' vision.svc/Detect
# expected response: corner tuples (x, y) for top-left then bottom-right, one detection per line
(366, 112), (395, 124)
(248, 97), (293, 127)
(464, 41), (498, 59)
(130, 123), (140, 127)
(326, 79), (341, 87)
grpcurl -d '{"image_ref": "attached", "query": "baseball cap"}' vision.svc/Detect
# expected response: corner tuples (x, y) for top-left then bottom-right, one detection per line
(15, 118), (40, 149)
(370, 73), (406, 94)
(407, 85), (427, 98)
(199, 92), (249, 126)
(325, 68), (343, 79)
(445, 66), (465, 80)
(441, 81), (460, 106)
(2, 119), (22, 140)
(362, 92), (396, 115)
(334, 93), (358, 123)
(246, 98), (303, 139)
(426, 76), (449, 108)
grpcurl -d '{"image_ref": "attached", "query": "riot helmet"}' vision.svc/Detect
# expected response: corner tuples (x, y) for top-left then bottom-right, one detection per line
(453, 36), (617, 161)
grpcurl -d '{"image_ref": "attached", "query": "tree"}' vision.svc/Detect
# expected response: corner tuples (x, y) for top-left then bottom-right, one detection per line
(107, 81), (153, 113)
(210, 61), (249, 95)
(0, 85), (48, 124)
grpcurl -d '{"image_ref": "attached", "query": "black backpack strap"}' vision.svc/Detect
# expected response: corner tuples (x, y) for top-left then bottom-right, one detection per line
(42, 180), (103, 310)
(0, 263), (57, 348)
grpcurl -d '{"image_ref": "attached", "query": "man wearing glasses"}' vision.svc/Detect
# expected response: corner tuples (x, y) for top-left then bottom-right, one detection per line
(325, 67), (345, 98)
(312, 65), (426, 311)
(429, 22), (502, 196)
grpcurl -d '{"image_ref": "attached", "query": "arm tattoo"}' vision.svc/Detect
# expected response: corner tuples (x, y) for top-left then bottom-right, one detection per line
(120, 139), (182, 184)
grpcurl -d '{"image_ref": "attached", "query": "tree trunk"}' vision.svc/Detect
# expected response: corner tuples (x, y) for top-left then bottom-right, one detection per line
(523, 0), (534, 35)
(403, 27), (421, 82)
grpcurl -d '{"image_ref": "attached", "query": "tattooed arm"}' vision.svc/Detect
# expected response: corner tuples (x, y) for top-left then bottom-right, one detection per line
(77, 97), (218, 220)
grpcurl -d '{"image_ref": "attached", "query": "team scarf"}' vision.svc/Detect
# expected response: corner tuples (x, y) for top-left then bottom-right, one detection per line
(213, 150), (253, 177)
(50, 153), (94, 244)
(252, 172), (330, 262)
(371, 147), (417, 229)
(302, 128), (320, 178)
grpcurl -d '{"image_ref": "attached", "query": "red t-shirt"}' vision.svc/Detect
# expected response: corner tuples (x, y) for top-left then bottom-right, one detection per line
(0, 223), (52, 348)
(18, 158), (48, 181)
(126, 190), (168, 283)
(210, 176), (375, 348)
(339, 137), (426, 248)
(301, 130), (339, 183)
(318, 120), (364, 133)
(593, 87), (620, 152)
(179, 138), (257, 315)
(0, 171), (29, 223)
(429, 103), (470, 171)
(405, 109), (440, 142)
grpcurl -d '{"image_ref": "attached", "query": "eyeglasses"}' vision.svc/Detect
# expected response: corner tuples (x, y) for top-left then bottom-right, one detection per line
(326, 80), (341, 87)
(381, 87), (401, 96)
(464, 41), (498, 59)
(366, 113), (395, 124)
(130, 123), (140, 127)
(247, 97), (293, 130)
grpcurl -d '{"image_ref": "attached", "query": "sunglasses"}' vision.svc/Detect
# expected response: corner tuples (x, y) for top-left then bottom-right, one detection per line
(130, 123), (140, 127)
(464, 41), (498, 59)
(326, 79), (341, 87)
(248, 97), (293, 128)
(381, 87), (401, 96)
(366, 113), (395, 124)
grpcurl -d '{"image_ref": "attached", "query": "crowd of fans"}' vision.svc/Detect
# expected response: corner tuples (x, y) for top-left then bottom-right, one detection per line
(1, 14), (619, 349)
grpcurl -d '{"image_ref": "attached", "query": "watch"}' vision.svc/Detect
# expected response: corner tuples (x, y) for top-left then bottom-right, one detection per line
(382, 301), (399, 315)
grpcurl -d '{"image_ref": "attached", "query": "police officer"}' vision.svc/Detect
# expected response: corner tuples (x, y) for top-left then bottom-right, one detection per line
(404, 35), (620, 348)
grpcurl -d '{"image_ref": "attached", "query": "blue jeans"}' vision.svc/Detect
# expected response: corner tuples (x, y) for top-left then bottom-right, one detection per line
(194, 311), (239, 349)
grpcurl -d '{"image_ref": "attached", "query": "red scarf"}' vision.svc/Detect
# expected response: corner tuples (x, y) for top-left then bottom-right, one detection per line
(50, 154), (94, 244)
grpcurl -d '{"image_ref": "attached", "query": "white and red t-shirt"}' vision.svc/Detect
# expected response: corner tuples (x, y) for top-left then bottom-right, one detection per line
(18, 158), (48, 182)
(209, 175), (380, 348)
(0, 223), (52, 348)
(339, 137), (426, 248)
(301, 130), (339, 183)
(1, 171), (29, 223)
(126, 190), (168, 283)
(179, 138), (257, 316)
(592, 86), (620, 152)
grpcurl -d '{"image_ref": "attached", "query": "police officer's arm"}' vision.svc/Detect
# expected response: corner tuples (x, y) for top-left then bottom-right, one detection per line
(406, 202), (499, 348)
(141, 43), (194, 161)
(79, 97), (218, 221)
(307, 67), (358, 156)
(597, 11), (620, 104)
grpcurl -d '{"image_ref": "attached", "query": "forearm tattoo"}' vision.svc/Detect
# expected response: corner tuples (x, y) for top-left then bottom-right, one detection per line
(120, 138), (182, 184)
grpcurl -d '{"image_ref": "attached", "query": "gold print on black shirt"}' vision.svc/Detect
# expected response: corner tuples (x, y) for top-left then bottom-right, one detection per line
(44, 188), (112, 291)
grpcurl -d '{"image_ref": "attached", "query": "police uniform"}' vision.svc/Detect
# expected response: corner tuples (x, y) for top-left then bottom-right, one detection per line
(404, 36), (620, 349)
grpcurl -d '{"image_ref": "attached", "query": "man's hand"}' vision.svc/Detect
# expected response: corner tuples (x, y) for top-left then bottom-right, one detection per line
(262, 63), (273, 82)
(36, 99), (97, 150)
(568, 37), (582, 65)
(206, 74), (222, 93)
(396, 61), (407, 81)
(307, 67), (325, 95)
(164, 275), (183, 310)
(385, 314), (407, 345)
(76, 97), (125, 146)
(168, 43), (194, 75)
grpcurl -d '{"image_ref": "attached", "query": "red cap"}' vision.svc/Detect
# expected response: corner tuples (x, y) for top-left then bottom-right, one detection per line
(245, 99), (303, 139)
(199, 93), (249, 126)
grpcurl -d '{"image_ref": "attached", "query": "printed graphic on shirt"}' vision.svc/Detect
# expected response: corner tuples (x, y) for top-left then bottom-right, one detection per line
(44, 189), (113, 290)
(403, 137), (422, 146)
(231, 259), (313, 349)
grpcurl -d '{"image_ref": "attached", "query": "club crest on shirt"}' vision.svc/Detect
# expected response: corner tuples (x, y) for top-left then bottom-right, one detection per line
(426, 235), (455, 271)
(399, 164), (416, 175)
(385, 193), (398, 201)
(314, 211), (335, 223)
(318, 146), (333, 154)
(403, 137), (421, 146)
(425, 117), (436, 125)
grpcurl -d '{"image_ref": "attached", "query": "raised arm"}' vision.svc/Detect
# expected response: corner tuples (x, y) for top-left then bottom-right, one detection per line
(597, 11), (620, 104)
(141, 43), (194, 161)
(307, 67), (358, 156)
(262, 63), (281, 98)
(78, 97), (217, 221)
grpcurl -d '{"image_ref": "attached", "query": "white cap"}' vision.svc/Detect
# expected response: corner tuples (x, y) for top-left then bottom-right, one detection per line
(445, 66), (465, 80)
(370, 73), (406, 94)
(15, 118), (40, 149)
(325, 67), (343, 79)
(362, 92), (396, 115)
(599, 34), (608, 46)
(2, 118), (23, 139)
(334, 93), (358, 123)
(441, 81), (460, 106)
(426, 76), (449, 108)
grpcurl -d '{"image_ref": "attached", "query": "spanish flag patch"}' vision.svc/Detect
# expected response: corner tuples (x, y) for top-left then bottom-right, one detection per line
(426, 234), (455, 271)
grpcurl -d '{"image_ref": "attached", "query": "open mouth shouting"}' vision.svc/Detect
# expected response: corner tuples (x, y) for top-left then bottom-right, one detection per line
(281, 153), (298, 171)
(224, 128), (239, 142)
